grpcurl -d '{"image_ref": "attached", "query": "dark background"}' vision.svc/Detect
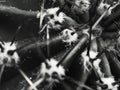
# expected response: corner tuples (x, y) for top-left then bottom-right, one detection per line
(0, 1), (69, 90)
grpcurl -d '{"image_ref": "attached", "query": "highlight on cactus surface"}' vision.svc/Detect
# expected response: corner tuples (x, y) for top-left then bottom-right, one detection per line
(1, 0), (120, 90)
